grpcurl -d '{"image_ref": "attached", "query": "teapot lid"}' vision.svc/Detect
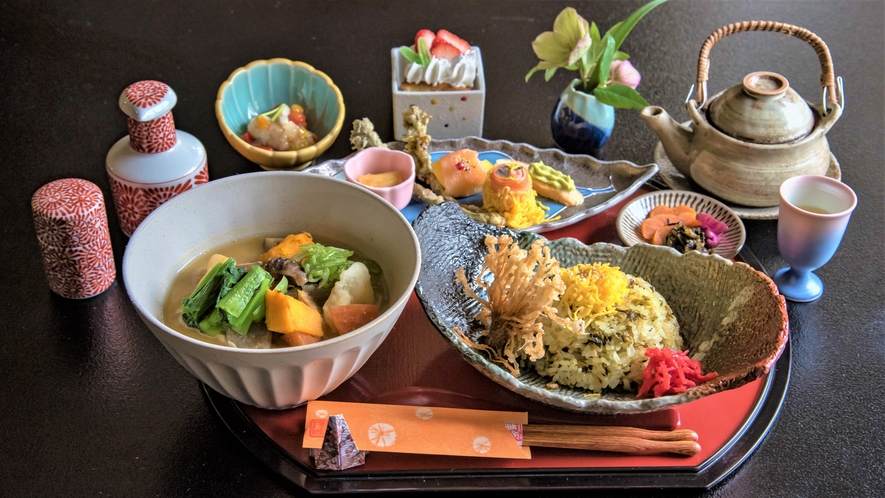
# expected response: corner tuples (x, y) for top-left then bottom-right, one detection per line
(707, 72), (815, 144)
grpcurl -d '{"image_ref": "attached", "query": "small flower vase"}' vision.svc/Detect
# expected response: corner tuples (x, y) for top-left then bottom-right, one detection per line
(550, 79), (615, 156)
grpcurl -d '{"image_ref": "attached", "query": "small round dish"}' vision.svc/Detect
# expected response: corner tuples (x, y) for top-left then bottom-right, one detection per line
(215, 58), (345, 171)
(616, 190), (746, 260)
(343, 148), (416, 210)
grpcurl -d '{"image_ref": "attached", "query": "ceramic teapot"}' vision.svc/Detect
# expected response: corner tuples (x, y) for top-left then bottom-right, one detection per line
(641, 21), (844, 207)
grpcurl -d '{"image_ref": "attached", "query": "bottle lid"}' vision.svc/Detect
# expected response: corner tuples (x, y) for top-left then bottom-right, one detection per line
(119, 80), (178, 153)
(119, 80), (177, 122)
(32, 178), (116, 299)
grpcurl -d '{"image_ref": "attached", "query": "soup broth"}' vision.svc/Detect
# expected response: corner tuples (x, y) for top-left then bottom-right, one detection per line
(162, 234), (389, 348)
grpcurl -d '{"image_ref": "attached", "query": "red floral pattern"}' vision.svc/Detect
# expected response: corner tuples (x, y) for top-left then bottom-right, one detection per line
(109, 160), (209, 236)
(32, 179), (115, 299)
(128, 113), (176, 153)
(124, 80), (168, 108)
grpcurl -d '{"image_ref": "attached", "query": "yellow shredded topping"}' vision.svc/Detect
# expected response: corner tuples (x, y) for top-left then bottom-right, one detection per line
(559, 263), (630, 321)
(482, 183), (549, 229)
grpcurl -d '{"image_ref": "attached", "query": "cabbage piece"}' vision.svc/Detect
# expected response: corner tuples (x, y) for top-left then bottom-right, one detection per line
(297, 244), (354, 288)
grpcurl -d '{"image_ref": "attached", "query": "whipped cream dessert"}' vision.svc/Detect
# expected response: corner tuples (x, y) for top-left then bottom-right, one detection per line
(399, 29), (478, 91)
(404, 50), (477, 89)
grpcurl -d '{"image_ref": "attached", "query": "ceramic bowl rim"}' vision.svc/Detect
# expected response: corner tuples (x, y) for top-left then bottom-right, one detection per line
(615, 189), (747, 260)
(122, 171), (421, 355)
(214, 58), (346, 169)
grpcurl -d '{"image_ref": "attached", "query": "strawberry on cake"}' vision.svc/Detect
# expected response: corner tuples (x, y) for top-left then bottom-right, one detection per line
(399, 29), (478, 91)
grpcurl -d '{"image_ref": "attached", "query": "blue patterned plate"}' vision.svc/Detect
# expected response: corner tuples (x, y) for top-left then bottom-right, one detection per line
(306, 137), (658, 232)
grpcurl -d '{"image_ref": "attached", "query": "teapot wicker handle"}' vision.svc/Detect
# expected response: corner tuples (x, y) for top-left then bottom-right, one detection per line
(695, 21), (838, 106)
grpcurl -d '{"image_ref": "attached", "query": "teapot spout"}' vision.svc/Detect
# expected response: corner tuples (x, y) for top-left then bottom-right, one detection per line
(641, 106), (693, 176)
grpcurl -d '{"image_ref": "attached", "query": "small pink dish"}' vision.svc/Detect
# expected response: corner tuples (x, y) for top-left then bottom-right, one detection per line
(343, 148), (416, 210)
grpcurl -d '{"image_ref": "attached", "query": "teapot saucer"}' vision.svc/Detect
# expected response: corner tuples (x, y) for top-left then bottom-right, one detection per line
(654, 139), (842, 220)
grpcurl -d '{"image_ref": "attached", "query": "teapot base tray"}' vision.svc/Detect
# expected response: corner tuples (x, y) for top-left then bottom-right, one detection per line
(654, 140), (841, 220)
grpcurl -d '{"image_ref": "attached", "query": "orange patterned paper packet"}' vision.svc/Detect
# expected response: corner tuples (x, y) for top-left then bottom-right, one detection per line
(303, 401), (531, 459)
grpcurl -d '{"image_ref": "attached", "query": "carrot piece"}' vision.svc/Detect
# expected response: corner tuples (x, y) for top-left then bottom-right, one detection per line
(651, 225), (666, 245)
(640, 215), (668, 240)
(264, 289), (325, 337)
(670, 205), (697, 217)
(648, 205), (674, 217)
(328, 304), (380, 334)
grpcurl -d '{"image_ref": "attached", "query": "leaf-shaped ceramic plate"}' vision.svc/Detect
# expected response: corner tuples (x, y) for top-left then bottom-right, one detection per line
(306, 137), (658, 232)
(412, 202), (789, 414)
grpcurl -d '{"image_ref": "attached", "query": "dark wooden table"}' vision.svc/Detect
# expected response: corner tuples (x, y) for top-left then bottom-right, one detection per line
(2, 1), (882, 496)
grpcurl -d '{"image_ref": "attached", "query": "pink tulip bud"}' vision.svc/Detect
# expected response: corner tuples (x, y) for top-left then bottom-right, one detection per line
(608, 60), (641, 89)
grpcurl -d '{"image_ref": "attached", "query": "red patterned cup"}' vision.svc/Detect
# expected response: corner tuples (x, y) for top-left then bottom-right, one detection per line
(32, 178), (116, 299)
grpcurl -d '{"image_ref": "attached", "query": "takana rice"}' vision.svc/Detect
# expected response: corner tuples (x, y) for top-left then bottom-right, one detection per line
(530, 275), (683, 393)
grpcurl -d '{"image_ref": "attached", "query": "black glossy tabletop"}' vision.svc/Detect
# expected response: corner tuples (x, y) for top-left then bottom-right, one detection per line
(2, 1), (883, 496)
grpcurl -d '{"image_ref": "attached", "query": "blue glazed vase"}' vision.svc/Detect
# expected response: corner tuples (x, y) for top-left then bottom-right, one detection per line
(551, 79), (615, 156)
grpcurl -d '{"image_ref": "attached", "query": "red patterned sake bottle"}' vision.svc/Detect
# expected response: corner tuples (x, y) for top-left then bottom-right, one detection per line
(106, 80), (208, 236)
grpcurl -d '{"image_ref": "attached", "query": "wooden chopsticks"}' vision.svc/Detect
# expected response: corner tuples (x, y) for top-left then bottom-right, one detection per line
(522, 425), (701, 456)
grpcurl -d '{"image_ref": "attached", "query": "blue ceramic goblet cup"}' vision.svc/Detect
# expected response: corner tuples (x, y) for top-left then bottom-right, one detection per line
(773, 175), (857, 302)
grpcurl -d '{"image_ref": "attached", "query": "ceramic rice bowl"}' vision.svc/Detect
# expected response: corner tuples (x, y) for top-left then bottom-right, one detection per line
(413, 202), (788, 414)
(216, 59), (345, 171)
(122, 172), (420, 409)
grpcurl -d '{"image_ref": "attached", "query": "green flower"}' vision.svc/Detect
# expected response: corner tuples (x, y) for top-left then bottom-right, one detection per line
(529, 8), (591, 71)
(525, 0), (668, 110)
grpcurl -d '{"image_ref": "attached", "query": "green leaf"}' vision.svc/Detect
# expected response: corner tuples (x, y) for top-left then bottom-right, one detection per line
(596, 35), (616, 89)
(400, 46), (421, 65)
(593, 84), (650, 110)
(417, 37), (432, 66)
(544, 67), (558, 82)
(605, 0), (668, 52)
(525, 65), (542, 82)
(614, 51), (630, 61)
(589, 22), (601, 44)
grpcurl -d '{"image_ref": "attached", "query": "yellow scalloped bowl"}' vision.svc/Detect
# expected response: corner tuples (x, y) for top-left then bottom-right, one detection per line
(215, 59), (345, 171)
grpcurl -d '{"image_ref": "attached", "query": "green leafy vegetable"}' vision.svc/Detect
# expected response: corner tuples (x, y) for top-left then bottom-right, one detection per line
(297, 243), (354, 288)
(218, 265), (272, 324)
(181, 258), (236, 328)
(260, 103), (286, 122)
(229, 277), (272, 336)
(198, 308), (225, 336)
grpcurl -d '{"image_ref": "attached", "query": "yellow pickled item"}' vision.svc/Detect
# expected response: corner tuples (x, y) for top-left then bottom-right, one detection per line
(358, 171), (404, 188)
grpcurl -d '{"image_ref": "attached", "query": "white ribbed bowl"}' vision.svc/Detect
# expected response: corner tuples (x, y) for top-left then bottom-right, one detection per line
(122, 172), (420, 409)
(616, 190), (746, 259)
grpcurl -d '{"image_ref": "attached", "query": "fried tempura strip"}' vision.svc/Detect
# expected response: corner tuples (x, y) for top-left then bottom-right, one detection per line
(349, 118), (387, 151)
(456, 235), (569, 373)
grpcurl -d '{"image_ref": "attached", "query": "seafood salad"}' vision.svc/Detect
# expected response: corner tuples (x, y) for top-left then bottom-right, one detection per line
(242, 103), (318, 152)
